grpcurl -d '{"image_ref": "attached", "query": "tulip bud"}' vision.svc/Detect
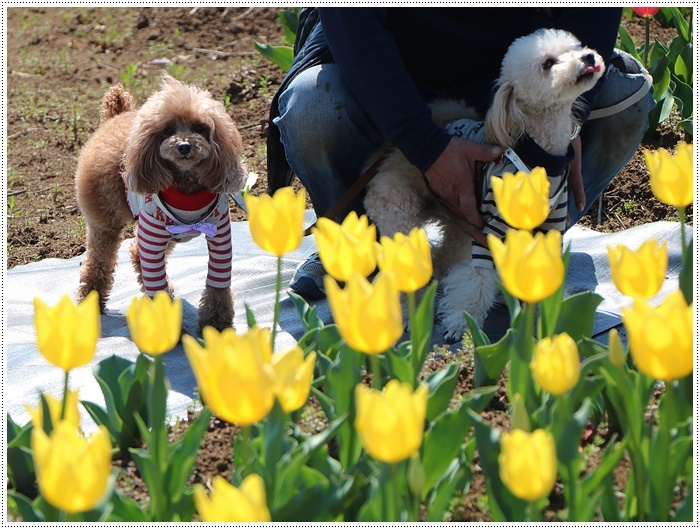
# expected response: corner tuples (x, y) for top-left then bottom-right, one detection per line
(246, 187), (306, 256)
(313, 212), (377, 281)
(34, 291), (100, 371)
(608, 328), (627, 368)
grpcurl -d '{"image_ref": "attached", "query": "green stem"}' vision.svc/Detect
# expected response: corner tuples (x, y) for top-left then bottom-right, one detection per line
(407, 291), (419, 384)
(370, 353), (383, 390)
(509, 302), (536, 413)
(271, 256), (282, 350)
(382, 462), (400, 522)
(679, 206), (687, 263)
(59, 370), (70, 421)
(150, 355), (168, 521)
(643, 16), (651, 69)
(657, 381), (677, 521)
(614, 365), (646, 521)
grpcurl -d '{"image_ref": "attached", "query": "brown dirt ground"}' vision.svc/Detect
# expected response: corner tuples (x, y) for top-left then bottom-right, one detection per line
(6, 7), (692, 522)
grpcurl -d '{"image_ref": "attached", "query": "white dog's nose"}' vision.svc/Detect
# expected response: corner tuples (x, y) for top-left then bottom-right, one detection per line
(582, 53), (596, 67)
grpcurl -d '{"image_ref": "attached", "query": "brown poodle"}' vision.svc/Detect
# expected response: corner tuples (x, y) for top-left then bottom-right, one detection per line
(75, 74), (246, 331)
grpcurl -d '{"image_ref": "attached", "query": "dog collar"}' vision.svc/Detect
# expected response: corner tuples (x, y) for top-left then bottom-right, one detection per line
(512, 135), (574, 176)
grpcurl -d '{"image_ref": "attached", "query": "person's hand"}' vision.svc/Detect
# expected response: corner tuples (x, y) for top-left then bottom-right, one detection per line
(568, 135), (586, 214)
(424, 136), (502, 229)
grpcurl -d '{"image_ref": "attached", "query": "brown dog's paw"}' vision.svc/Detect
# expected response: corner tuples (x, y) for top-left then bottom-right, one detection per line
(198, 285), (234, 331)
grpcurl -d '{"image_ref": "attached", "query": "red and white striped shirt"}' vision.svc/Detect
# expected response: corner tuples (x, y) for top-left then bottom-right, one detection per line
(127, 186), (232, 295)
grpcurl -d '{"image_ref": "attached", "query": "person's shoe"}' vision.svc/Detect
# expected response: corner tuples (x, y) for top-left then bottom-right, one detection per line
(289, 252), (326, 300)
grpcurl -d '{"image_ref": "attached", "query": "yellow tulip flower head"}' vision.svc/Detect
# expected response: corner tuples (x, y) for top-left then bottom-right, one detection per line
(183, 326), (276, 426)
(644, 142), (693, 207)
(246, 187), (306, 256)
(313, 212), (377, 281)
(608, 328), (627, 368)
(194, 474), (271, 522)
(487, 229), (564, 303)
(491, 167), (550, 230)
(31, 421), (112, 513)
(324, 272), (403, 355)
(499, 428), (557, 501)
(355, 380), (429, 464)
(25, 390), (81, 432)
(376, 227), (433, 293)
(622, 290), (693, 381)
(126, 292), (182, 356)
(33, 291), (100, 371)
(607, 239), (668, 299)
(271, 347), (316, 413)
(530, 333), (581, 395)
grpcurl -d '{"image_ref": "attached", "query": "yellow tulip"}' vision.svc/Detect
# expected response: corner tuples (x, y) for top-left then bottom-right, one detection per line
(530, 333), (581, 395)
(355, 380), (428, 463)
(34, 291), (100, 371)
(487, 229), (564, 303)
(644, 142), (693, 207)
(608, 328), (627, 368)
(499, 428), (557, 501)
(126, 292), (182, 356)
(31, 421), (112, 513)
(271, 347), (316, 413)
(622, 290), (693, 381)
(183, 326), (276, 426)
(25, 390), (81, 432)
(324, 272), (403, 355)
(246, 187), (306, 256)
(313, 212), (377, 281)
(376, 227), (433, 293)
(194, 474), (271, 522)
(607, 239), (667, 299)
(492, 167), (550, 230)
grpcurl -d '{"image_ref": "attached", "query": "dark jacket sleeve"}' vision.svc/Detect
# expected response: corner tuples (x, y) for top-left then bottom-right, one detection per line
(318, 8), (451, 173)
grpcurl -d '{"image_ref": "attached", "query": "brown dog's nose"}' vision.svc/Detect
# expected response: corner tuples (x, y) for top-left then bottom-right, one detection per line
(178, 142), (192, 156)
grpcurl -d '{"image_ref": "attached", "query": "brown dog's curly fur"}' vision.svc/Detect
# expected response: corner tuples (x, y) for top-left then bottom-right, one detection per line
(75, 74), (246, 331)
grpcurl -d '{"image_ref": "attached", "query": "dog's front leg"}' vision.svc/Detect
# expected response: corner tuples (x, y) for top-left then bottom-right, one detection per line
(198, 285), (234, 331)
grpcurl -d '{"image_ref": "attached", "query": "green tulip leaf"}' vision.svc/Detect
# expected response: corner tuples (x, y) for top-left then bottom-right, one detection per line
(554, 291), (603, 341)
(424, 362), (459, 421)
(254, 42), (294, 72)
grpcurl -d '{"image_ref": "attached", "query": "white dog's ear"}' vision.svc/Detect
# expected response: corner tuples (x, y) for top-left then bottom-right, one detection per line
(484, 81), (526, 148)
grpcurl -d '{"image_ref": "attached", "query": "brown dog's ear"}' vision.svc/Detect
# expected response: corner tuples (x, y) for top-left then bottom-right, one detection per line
(484, 81), (526, 149)
(198, 106), (247, 194)
(123, 117), (173, 194)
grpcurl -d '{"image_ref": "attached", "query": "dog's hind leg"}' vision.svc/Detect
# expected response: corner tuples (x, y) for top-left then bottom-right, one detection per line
(364, 153), (425, 238)
(438, 263), (498, 344)
(77, 224), (125, 312)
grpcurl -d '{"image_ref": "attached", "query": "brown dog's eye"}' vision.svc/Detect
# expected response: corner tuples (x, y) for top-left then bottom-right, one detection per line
(542, 58), (556, 70)
(164, 127), (176, 137)
(193, 124), (209, 135)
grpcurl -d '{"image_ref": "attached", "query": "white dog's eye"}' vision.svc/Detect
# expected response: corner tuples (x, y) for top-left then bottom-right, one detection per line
(542, 57), (556, 70)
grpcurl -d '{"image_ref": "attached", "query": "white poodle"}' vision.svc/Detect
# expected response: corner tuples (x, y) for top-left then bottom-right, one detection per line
(364, 29), (604, 342)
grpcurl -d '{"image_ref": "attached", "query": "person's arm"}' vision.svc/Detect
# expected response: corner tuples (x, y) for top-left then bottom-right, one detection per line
(318, 8), (501, 227)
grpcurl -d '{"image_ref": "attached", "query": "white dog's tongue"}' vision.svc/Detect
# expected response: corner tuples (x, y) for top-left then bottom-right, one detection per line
(581, 64), (601, 76)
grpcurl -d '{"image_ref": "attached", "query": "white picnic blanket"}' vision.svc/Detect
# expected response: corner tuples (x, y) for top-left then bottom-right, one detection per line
(4, 215), (690, 431)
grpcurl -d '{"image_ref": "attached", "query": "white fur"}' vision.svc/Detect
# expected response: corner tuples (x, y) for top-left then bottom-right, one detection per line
(364, 29), (604, 342)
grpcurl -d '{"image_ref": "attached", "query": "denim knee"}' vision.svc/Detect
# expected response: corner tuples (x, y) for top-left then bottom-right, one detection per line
(567, 50), (655, 226)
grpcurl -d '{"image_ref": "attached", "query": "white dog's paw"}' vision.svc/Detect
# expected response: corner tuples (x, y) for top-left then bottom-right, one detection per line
(442, 312), (471, 344)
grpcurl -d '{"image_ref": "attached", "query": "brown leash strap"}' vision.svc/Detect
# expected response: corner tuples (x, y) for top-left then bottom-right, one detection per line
(303, 151), (391, 236)
(421, 174), (489, 247)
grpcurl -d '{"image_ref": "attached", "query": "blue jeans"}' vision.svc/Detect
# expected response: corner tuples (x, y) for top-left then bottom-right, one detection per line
(273, 51), (655, 226)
